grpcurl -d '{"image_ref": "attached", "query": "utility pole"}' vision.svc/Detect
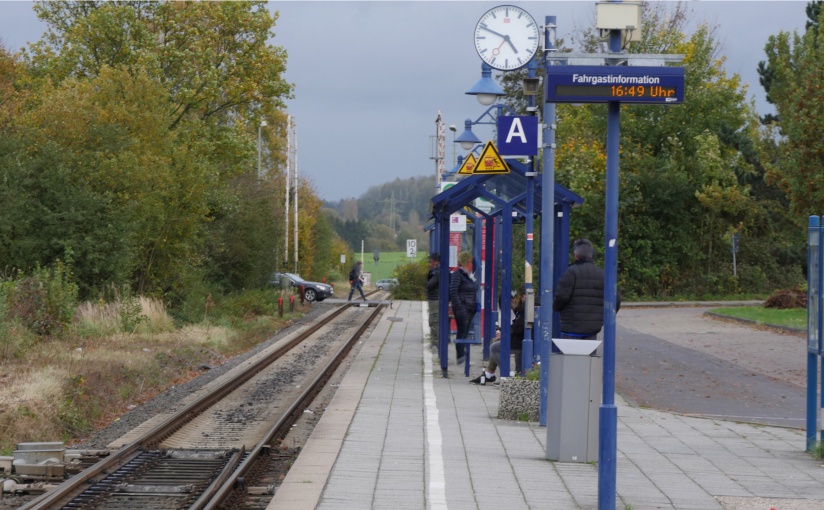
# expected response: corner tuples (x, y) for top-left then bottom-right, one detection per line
(293, 123), (299, 273)
(284, 115), (291, 270)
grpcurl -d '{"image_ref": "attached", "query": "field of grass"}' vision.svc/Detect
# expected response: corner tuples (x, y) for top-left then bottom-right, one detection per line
(356, 251), (426, 282)
(709, 306), (807, 331)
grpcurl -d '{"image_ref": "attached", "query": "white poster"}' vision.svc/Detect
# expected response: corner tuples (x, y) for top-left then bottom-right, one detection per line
(450, 213), (467, 232)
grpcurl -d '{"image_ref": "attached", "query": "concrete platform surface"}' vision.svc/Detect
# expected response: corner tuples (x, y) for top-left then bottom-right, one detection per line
(268, 301), (823, 510)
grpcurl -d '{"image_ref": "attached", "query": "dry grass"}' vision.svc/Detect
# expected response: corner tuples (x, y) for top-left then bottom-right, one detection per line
(73, 296), (176, 336)
(0, 295), (304, 455)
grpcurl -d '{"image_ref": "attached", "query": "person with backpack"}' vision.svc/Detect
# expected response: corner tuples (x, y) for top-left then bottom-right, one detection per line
(348, 260), (367, 301)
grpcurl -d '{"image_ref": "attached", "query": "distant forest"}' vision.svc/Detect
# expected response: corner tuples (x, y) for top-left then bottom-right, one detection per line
(324, 175), (436, 254)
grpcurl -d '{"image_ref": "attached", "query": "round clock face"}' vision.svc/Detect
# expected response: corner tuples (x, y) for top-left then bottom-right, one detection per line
(474, 5), (539, 71)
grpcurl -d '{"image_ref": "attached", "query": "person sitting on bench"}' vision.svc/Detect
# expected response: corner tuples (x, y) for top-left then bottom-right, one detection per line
(471, 285), (525, 385)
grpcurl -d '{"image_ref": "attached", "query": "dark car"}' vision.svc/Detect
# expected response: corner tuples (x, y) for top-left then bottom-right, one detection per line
(270, 272), (334, 302)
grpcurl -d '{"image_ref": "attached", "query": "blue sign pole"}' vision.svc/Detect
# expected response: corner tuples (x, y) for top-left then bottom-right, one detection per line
(522, 57), (538, 376)
(807, 215), (823, 450)
(501, 203), (514, 377)
(598, 28), (622, 510)
(539, 15), (557, 427)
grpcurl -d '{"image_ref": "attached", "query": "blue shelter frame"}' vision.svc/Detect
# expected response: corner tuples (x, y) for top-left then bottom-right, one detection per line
(429, 160), (583, 378)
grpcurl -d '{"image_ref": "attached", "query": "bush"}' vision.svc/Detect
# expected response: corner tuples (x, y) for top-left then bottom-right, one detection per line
(392, 260), (428, 300)
(2, 260), (78, 336)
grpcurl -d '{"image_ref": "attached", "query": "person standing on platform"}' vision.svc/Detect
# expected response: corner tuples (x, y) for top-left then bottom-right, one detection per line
(348, 260), (367, 301)
(552, 238), (620, 339)
(450, 250), (478, 366)
(426, 253), (441, 347)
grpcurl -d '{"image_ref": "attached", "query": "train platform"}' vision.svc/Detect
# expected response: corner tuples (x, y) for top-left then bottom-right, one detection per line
(268, 300), (823, 510)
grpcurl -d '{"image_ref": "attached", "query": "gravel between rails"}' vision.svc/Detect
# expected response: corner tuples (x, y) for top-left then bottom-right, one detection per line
(73, 303), (334, 451)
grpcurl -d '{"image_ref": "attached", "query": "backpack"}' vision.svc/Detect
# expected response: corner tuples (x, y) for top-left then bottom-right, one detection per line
(348, 266), (358, 281)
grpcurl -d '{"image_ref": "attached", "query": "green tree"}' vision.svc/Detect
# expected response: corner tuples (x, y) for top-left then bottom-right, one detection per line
(6, 1), (302, 300)
(10, 66), (213, 297)
(26, 1), (292, 130)
(512, 1), (804, 296)
(759, 2), (824, 218)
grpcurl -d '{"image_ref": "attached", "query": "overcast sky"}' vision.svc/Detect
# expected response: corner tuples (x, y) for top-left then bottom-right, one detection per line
(0, 1), (810, 202)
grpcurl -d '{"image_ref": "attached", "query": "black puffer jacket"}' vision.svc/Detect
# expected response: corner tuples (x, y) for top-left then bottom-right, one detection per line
(509, 306), (525, 351)
(426, 267), (440, 301)
(552, 258), (620, 334)
(449, 268), (477, 318)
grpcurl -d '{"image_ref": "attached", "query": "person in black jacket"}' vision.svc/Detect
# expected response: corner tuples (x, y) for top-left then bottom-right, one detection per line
(425, 253), (440, 346)
(552, 238), (620, 339)
(470, 286), (525, 385)
(450, 251), (477, 366)
(347, 260), (367, 301)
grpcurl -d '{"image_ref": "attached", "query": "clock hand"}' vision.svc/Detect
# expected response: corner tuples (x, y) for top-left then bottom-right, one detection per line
(481, 26), (519, 54)
(480, 25), (508, 40)
(491, 39), (506, 57)
(504, 36), (518, 54)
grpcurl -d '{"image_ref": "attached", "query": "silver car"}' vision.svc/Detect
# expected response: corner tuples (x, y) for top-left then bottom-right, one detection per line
(375, 278), (398, 290)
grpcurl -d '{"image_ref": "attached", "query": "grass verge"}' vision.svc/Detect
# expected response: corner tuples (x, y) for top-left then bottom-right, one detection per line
(0, 291), (306, 455)
(708, 306), (806, 331)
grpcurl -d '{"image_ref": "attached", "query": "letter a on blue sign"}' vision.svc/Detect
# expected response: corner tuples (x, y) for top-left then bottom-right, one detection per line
(497, 116), (538, 156)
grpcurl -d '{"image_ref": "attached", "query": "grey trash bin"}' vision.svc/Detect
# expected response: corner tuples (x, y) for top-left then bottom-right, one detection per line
(546, 338), (602, 462)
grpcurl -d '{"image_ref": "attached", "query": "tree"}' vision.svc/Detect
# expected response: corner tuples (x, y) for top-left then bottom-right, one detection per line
(5, 1), (303, 300)
(26, 1), (292, 130)
(759, 2), (824, 218)
(502, 1), (805, 296)
(9, 66), (213, 297)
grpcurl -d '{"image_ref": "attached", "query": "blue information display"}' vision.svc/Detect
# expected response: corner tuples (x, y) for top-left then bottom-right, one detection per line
(546, 65), (685, 104)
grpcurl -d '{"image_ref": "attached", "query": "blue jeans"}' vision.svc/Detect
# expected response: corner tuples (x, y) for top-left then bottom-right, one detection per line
(348, 280), (365, 300)
(455, 311), (475, 359)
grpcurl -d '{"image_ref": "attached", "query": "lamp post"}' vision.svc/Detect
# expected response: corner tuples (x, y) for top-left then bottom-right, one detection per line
(455, 118), (482, 151)
(466, 62), (505, 106)
(449, 124), (457, 167)
(257, 120), (267, 179)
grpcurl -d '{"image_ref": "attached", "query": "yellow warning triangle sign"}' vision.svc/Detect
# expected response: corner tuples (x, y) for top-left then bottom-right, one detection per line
(473, 141), (510, 174)
(457, 154), (477, 175)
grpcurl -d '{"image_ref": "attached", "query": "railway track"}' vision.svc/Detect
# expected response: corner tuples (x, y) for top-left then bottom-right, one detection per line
(15, 295), (388, 509)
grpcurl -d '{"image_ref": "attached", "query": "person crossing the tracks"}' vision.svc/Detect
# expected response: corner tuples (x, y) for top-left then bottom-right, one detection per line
(348, 260), (367, 301)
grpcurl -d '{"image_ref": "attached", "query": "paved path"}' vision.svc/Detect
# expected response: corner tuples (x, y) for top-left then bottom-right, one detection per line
(616, 307), (808, 427)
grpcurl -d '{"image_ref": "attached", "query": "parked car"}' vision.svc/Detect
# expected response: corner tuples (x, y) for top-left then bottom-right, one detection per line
(375, 278), (398, 290)
(270, 272), (334, 302)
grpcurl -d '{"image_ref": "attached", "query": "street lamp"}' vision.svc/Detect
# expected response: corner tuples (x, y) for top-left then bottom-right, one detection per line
(466, 62), (505, 106)
(449, 124), (457, 166)
(257, 120), (267, 179)
(454, 119), (482, 151)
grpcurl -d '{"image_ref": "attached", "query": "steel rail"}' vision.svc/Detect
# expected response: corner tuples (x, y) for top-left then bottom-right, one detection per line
(199, 303), (385, 510)
(19, 305), (354, 510)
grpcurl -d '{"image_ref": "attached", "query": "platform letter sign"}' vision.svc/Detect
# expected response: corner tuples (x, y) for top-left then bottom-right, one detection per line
(497, 116), (539, 156)
(406, 239), (417, 259)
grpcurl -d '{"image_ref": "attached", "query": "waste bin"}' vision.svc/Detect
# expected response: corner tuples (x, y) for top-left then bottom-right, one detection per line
(546, 338), (602, 462)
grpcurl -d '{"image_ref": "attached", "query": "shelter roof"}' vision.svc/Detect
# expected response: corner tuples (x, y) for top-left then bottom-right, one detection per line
(431, 158), (584, 219)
